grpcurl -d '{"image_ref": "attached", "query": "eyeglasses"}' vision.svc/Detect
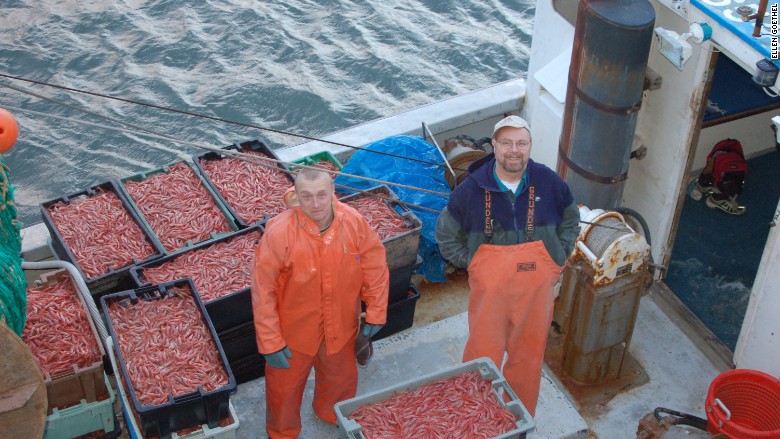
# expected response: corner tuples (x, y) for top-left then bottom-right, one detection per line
(494, 139), (531, 150)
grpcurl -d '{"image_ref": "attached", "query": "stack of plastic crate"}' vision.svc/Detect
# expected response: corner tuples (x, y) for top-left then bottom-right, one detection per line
(117, 160), (239, 255)
(40, 181), (165, 297)
(340, 185), (424, 339)
(129, 225), (266, 384)
(22, 268), (118, 438)
(44, 373), (118, 439)
(100, 279), (236, 439)
(192, 139), (293, 229)
(106, 337), (241, 439)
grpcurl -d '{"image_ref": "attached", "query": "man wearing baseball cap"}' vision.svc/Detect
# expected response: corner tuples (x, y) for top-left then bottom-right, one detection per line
(435, 115), (580, 416)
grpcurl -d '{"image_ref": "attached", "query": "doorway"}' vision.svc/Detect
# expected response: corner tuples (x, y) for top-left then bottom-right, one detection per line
(665, 54), (780, 351)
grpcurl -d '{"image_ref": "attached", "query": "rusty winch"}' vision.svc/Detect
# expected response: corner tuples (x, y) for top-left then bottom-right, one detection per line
(554, 206), (651, 384)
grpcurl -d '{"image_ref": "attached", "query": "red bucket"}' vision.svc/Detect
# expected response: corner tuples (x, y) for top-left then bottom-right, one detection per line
(706, 369), (780, 438)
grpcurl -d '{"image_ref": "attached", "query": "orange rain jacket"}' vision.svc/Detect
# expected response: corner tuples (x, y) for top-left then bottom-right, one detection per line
(252, 192), (389, 357)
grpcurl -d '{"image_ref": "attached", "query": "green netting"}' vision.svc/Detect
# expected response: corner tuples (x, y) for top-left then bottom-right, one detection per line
(0, 156), (26, 336)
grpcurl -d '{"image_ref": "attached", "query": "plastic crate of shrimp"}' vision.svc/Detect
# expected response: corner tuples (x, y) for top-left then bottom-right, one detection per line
(100, 279), (236, 439)
(40, 180), (165, 296)
(22, 268), (109, 414)
(335, 358), (534, 439)
(129, 224), (263, 333)
(192, 138), (293, 228)
(290, 150), (343, 176)
(117, 160), (239, 255)
(106, 338), (240, 439)
(338, 185), (422, 271)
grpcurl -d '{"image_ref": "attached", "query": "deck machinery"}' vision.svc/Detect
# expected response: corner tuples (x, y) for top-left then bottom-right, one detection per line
(555, 206), (651, 384)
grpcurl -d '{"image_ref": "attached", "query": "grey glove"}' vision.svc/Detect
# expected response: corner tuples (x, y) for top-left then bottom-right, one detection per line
(264, 346), (292, 369)
(362, 323), (384, 338)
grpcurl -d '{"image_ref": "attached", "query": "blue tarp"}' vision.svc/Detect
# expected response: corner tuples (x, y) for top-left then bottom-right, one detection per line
(334, 135), (450, 282)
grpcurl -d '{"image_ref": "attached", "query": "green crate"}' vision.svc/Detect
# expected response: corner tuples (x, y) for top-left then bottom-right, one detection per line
(44, 372), (115, 439)
(290, 151), (343, 172)
(117, 159), (239, 253)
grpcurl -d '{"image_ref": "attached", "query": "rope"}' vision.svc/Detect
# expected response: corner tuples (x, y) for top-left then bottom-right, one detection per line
(0, 83), (451, 200)
(0, 157), (27, 336)
(0, 74), (468, 170)
(334, 184), (442, 214)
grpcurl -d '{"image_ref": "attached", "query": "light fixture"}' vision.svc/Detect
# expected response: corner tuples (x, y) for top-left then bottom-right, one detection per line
(753, 59), (780, 87)
(655, 23), (712, 70)
(655, 27), (691, 70)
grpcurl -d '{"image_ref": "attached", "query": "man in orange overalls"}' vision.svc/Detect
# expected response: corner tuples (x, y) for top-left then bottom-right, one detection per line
(436, 115), (580, 416)
(252, 167), (389, 438)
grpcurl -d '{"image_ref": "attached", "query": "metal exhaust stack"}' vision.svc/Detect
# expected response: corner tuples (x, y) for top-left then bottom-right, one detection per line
(557, 0), (655, 210)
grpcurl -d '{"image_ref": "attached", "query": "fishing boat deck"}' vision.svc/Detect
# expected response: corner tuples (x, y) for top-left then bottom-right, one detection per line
(225, 275), (723, 439)
(18, 224), (727, 438)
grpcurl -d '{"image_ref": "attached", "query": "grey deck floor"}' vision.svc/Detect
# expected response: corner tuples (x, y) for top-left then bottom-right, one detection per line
(229, 287), (724, 438)
(231, 312), (588, 439)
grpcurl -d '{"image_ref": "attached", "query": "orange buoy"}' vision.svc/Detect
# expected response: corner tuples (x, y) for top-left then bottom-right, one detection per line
(0, 108), (19, 154)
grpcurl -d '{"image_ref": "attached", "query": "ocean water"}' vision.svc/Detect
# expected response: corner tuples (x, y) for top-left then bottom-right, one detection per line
(0, 0), (534, 226)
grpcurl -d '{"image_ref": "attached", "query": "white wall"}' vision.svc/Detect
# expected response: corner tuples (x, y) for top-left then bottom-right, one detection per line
(621, 3), (713, 266)
(734, 199), (780, 378)
(523, 0), (575, 169)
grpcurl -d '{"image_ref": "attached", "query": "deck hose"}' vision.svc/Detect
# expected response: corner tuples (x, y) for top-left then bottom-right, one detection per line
(20, 260), (109, 344)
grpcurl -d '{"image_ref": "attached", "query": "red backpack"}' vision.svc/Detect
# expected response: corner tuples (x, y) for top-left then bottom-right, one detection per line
(707, 139), (747, 196)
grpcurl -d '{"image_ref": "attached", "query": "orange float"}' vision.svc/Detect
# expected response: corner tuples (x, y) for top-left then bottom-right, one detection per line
(0, 108), (19, 153)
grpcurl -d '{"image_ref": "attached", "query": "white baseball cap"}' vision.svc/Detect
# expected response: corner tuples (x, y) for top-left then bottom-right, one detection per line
(492, 115), (530, 137)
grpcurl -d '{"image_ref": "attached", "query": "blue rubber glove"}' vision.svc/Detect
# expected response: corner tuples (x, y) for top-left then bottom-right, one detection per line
(362, 323), (384, 338)
(264, 346), (292, 369)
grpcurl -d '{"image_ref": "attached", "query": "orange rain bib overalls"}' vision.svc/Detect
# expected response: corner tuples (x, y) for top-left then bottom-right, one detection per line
(462, 186), (562, 416)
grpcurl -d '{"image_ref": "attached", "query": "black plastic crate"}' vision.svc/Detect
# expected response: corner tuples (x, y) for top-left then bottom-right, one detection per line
(339, 185), (423, 271)
(217, 321), (258, 363)
(100, 413), (122, 439)
(100, 279), (236, 439)
(116, 160), (240, 255)
(192, 139), (293, 228)
(129, 225), (263, 333)
(40, 180), (165, 297)
(373, 284), (421, 341)
(389, 255), (423, 303)
(229, 353), (266, 385)
(217, 322), (266, 385)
